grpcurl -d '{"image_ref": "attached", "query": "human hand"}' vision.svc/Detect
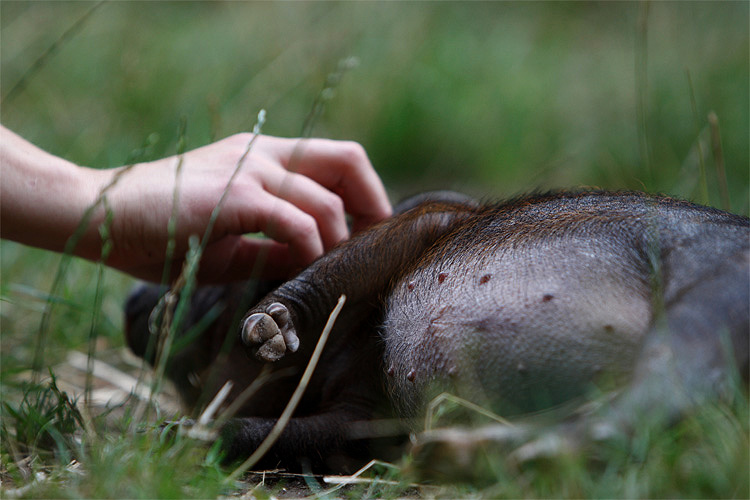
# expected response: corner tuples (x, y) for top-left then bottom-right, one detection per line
(95, 134), (392, 282)
(1, 126), (391, 283)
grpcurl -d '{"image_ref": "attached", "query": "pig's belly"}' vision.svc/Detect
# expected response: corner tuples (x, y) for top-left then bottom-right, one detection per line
(381, 237), (652, 416)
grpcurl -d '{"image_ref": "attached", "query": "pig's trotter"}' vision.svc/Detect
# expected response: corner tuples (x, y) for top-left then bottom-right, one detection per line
(241, 302), (299, 362)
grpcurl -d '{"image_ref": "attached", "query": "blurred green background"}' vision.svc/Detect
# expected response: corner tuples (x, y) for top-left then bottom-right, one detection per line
(1, 1), (749, 366)
(2, 1), (748, 202)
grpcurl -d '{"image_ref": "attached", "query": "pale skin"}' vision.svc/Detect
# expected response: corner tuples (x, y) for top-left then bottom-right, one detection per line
(0, 125), (392, 283)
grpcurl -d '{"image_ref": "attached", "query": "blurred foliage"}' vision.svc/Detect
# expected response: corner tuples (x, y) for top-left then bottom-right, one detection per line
(1, 1), (748, 207)
(1, 373), (83, 461)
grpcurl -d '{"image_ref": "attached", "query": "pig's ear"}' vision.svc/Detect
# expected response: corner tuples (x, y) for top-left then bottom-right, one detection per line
(394, 191), (479, 215)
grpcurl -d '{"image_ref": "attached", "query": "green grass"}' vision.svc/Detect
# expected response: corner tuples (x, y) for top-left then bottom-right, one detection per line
(1, 2), (748, 498)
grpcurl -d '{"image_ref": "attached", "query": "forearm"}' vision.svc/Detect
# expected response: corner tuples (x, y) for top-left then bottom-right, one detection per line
(0, 126), (109, 259)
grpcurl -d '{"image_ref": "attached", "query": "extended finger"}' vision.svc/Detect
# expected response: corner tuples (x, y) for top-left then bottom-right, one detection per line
(255, 165), (349, 249)
(273, 139), (392, 232)
(227, 190), (325, 267)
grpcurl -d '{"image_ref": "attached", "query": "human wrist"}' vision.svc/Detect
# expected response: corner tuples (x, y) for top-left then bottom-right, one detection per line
(73, 165), (120, 260)
(0, 127), (107, 259)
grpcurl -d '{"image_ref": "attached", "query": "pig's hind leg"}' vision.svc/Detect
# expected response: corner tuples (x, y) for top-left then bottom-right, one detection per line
(601, 245), (749, 434)
(410, 245), (749, 480)
(238, 195), (477, 363)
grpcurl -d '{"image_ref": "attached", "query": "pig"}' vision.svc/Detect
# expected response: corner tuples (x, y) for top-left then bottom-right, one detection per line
(125, 190), (749, 473)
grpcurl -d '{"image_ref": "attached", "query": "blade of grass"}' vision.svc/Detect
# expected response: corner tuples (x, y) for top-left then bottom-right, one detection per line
(424, 392), (513, 431)
(130, 120), (189, 425)
(147, 236), (201, 410)
(300, 56), (359, 139)
(160, 116), (189, 288)
(196, 109), (266, 260)
(213, 366), (297, 428)
(84, 200), (114, 408)
(7, 284), (82, 309)
(708, 111), (731, 211)
(321, 459), (403, 493)
(635, 1), (652, 186)
(686, 69), (710, 205)
(1, 1), (105, 106)
(184, 366), (296, 442)
(198, 381), (232, 427)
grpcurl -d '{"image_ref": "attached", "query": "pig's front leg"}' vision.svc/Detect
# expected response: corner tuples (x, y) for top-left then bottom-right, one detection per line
(241, 302), (299, 362)
(240, 199), (476, 362)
